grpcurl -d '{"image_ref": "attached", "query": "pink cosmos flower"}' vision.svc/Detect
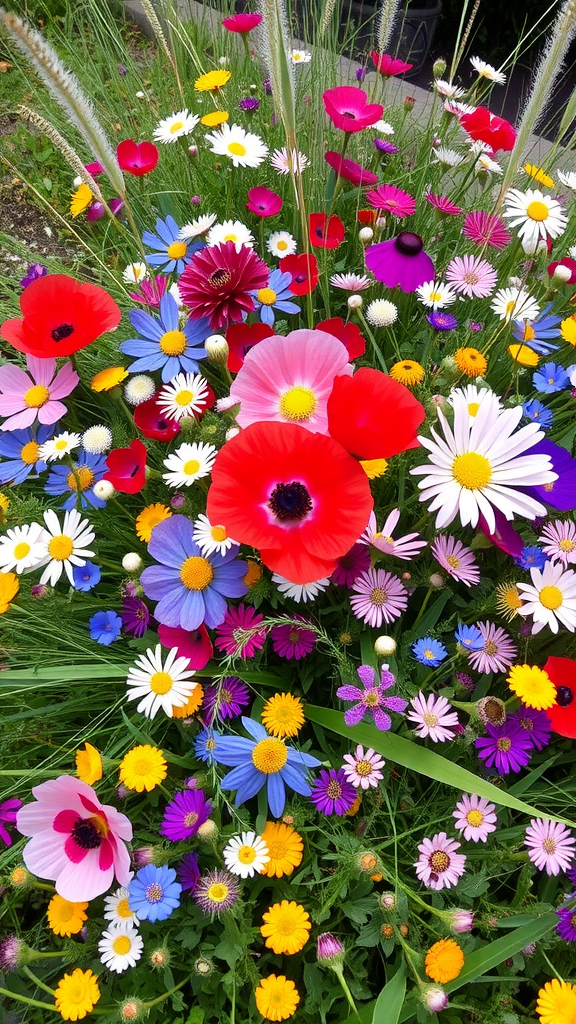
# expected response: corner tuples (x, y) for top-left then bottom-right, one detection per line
(246, 186), (282, 218)
(453, 794), (497, 842)
(331, 542), (371, 586)
(462, 210), (511, 250)
(445, 255), (498, 298)
(214, 603), (267, 657)
(360, 509), (427, 560)
(431, 535), (480, 587)
(342, 745), (385, 789)
(425, 194), (463, 216)
(0, 355), (78, 432)
(524, 818), (576, 875)
(366, 184), (416, 218)
(539, 520), (576, 566)
(415, 832), (466, 890)
(350, 567), (408, 627)
(468, 621), (517, 673)
(407, 693), (459, 742)
(271, 616), (316, 660)
(229, 328), (351, 433)
(129, 275), (169, 307)
(322, 86), (383, 133)
(17, 776), (132, 901)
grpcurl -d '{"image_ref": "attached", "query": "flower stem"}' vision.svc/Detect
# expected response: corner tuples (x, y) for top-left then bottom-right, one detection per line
(0, 986), (57, 1012)
(22, 967), (56, 997)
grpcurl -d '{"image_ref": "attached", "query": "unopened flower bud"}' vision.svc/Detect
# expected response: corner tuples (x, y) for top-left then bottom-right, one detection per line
(122, 552), (142, 573)
(116, 783), (130, 800)
(93, 479), (115, 501)
(150, 947), (170, 968)
(194, 956), (214, 976)
(10, 866), (31, 888)
(477, 695), (506, 727)
(31, 584), (48, 598)
(0, 936), (25, 971)
(191, 195), (201, 205)
(205, 334), (229, 364)
(119, 1000), (145, 1021)
(380, 892), (396, 910)
(399, 923), (409, 937)
(375, 217), (387, 230)
(433, 58), (447, 78)
(423, 986), (448, 1013)
(375, 635), (396, 656)
(219, 55), (229, 65)
(358, 226), (373, 243)
(188, 144), (199, 157)
(358, 852), (378, 872)
(429, 573), (444, 588)
(451, 909), (474, 933)
(348, 294), (363, 309)
(197, 819), (218, 841)
(552, 264), (572, 283)
(356, 66), (367, 82)
(404, 96), (416, 111)
(170, 492), (186, 509)
(132, 846), (155, 868)
(226, 427), (241, 442)
(439, 355), (459, 380)
(381, 923), (394, 938)
(317, 933), (345, 965)
(135, 90), (145, 99)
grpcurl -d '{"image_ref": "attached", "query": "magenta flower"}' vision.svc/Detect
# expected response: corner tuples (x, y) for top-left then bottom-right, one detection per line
(468, 621), (517, 673)
(407, 693), (459, 743)
(350, 567), (408, 627)
(322, 86), (383, 133)
(331, 543), (371, 586)
(342, 745), (385, 789)
(214, 603), (267, 657)
(317, 933), (345, 962)
(271, 616), (316, 660)
(371, 51), (413, 76)
(445, 255), (498, 298)
(524, 819), (576, 875)
(129, 274), (169, 307)
(246, 186), (282, 218)
(425, 194), (463, 216)
(453, 794), (497, 842)
(310, 768), (357, 815)
(0, 355), (78, 432)
(0, 797), (22, 847)
(365, 232), (434, 292)
(325, 151), (379, 186)
(366, 184), (416, 218)
(463, 210), (511, 250)
(337, 664), (407, 730)
(160, 790), (212, 842)
(431, 535), (480, 587)
(414, 832), (466, 890)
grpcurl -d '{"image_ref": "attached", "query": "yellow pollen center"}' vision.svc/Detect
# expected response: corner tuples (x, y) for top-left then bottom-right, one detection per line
(159, 330), (187, 355)
(238, 845), (257, 864)
(24, 384), (50, 408)
(429, 851), (450, 872)
(116, 898), (132, 918)
(180, 555), (214, 590)
(48, 535), (74, 560)
(211, 525), (227, 542)
(207, 882), (229, 903)
(447, 555), (460, 568)
(423, 649), (435, 660)
(150, 671), (173, 695)
(20, 440), (40, 464)
(55, 439), (68, 450)
(257, 287), (277, 305)
(66, 467), (95, 492)
(423, 712), (438, 727)
(526, 200), (549, 221)
(542, 837), (557, 853)
(466, 809), (484, 827)
(13, 542), (31, 560)
(277, 240), (288, 250)
(365, 690), (380, 707)
(560, 539), (575, 552)
(356, 760), (372, 776)
(175, 390), (193, 406)
(497, 737), (512, 751)
(539, 585), (563, 610)
(223, 234), (238, 242)
(251, 737), (288, 773)
(112, 935), (132, 955)
(370, 587), (387, 606)
(167, 241), (187, 260)
(183, 459), (201, 475)
(228, 142), (247, 156)
(279, 386), (318, 422)
(429, 291), (442, 302)
(170, 121), (184, 133)
(452, 452), (492, 489)
(468, 402), (480, 416)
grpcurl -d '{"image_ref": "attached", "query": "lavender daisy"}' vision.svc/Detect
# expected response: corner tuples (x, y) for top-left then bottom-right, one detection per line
(514, 705), (552, 750)
(556, 903), (576, 941)
(204, 677), (251, 723)
(431, 536), (480, 587)
(193, 869), (241, 915)
(540, 519), (576, 566)
(177, 851), (200, 893)
(415, 832), (467, 890)
(271, 617), (316, 660)
(407, 693), (459, 743)
(468, 621), (517, 674)
(160, 789), (212, 841)
(342, 745), (385, 789)
(350, 568), (408, 627)
(475, 718), (533, 774)
(337, 664), (408, 731)
(310, 768), (357, 816)
(453, 794), (497, 842)
(524, 819), (576, 875)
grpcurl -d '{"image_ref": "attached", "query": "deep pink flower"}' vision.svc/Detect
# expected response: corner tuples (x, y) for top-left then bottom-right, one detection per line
(214, 603), (267, 657)
(323, 86), (383, 133)
(179, 241), (269, 330)
(366, 183), (416, 217)
(129, 275), (169, 307)
(479, 509), (523, 557)
(371, 51), (413, 76)
(86, 198), (124, 222)
(157, 623), (213, 670)
(246, 186), (282, 217)
(324, 151), (379, 186)
(331, 542), (371, 586)
(463, 210), (511, 250)
(548, 256), (576, 284)
(425, 193), (463, 216)
(365, 232), (434, 292)
(116, 139), (159, 176)
(221, 12), (262, 32)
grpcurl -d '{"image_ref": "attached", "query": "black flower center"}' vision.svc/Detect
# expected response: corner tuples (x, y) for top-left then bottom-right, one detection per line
(208, 269), (231, 289)
(394, 232), (423, 256)
(268, 481), (312, 522)
(50, 323), (75, 342)
(71, 817), (102, 850)
(557, 686), (574, 707)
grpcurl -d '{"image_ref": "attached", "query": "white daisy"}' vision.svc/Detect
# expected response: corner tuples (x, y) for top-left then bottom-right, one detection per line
(37, 508), (95, 586)
(206, 219), (254, 251)
(158, 373), (211, 421)
(205, 123), (268, 168)
(162, 441), (217, 488)
(122, 262), (149, 285)
(153, 109), (199, 144)
(98, 922), (143, 974)
(476, 154), (502, 175)
(517, 561), (576, 634)
(502, 188), (567, 253)
(270, 147), (310, 175)
(104, 886), (140, 926)
(432, 147), (465, 167)
(169, 281), (183, 308)
(271, 573), (331, 603)
(468, 140), (494, 154)
(470, 56), (506, 84)
(373, 120), (395, 135)
(491, 287), (540, 322)
(448, 384), (501, 423)
(289, 48), (311, 63)
(267, 230), (298, 258)
(540, 520), (576, 566)
(193, 513), (239, 557)
(444, 99), (477, 116)
(0, 522), (46, 575)
(82, 425), (113, 455)
(415, 280), (457, 309)
(223, 831), (270, 878)
(124, 375), (156, 406)
(37, 432), (82, 463)
(558, 169), (576, 191)
(178, 214), (218, 240)
(410, 390), (557, 534)
(434, 79), (465, 98)
(330, 272), (372, 291)
(126, 644), (197, 719)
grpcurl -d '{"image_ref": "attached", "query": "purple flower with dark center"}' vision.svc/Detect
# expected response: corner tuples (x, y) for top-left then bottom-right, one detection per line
(0, 798), (22, 847)
(177, 851), (200, 893)
(427, 311), (458, 331)
(513, 705), (552, 750)
(239, 96), (260, 111)
(556, 903), (576, 941)
(475, 717), (533, 774)
(20, 263), (47, 289)
(374, 138), (399, 154)
(160, 789), (212, 842)
(331, 542), (371, 587)
(365, 232), (434, 292)
(337, 664), (408, 730)
(204, 676), (251, 722)
(121, 595), (150, 638)
(310, 768), (357, 816)
(271, 616), (316, 660)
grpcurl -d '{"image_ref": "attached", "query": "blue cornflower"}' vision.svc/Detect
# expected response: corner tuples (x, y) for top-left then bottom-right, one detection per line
(454, 624), (484, 651)
(523, 399), (553, 429)
(214, 716), (321, 817)
(427, 311), (458, 331)
(142, 215), (202, 274)
(250, 269), (300, 326)
(532, 362), (570, 394)
(73, 562), (101, 591)
(194, 727), (222, 764)
(89, 610), (122, 645)
(0, 424), (53, 484)
(120, 292), (210, 383)
(412, 637), (448, 667)
(517, 545), (547, 571)
(44, 451), (107, 510)
(128, 864), (182, 923)
(512, 303), (561, 355)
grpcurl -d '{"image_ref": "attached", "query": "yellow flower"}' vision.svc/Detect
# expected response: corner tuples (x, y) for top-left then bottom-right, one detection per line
(389, 359), (425, 387)
(454, 347), (487, 377)
(260, 821), (303, 878)
(508, 343), (539, 367)
(525, 163), (555, 189)
(360, 458), (388, 480)
(346, 795), (362, 816)
(0, 571), (18, 614)
(70, 183), (93, 218)
(119, 744), (167, 792)
(561, 316), (576, 347)
(171, 682), (204, 719)
(201, 110), (229, 126)
(244, 558), (262, 587)
(135, 503), (173, 543)
(425, 937), (465, 983)
(54, 968), (100, 1020)
(255, 974), (300, 1022)
(0, 493), (9, 511)
(91, 366), (129, 392)
(75, 742), (103, 785)
(495, 582), (523, 621)
(194, 69), (231, 92)
(537, 977), (576, 1024)
(507, 664), (557, 710)
(47, 895), (89, 938)
(261, 693), (305, 738)
(10, 866), (30, 887)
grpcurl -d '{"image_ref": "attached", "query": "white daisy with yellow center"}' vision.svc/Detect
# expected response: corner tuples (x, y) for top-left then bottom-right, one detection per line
(158, 373), (210, 422)
(0, 522), (46, 575)
(267, 231), (297, 258)
(153, 109), (199, 144)
(103, 887), (140, 926)
(223, 831), (270, 878)
(476, 153), (502, 175)
(502, 188), (567, 254)
(122, 262), (149, 285)
(410, 391), (557, 534)
(272, 573), (330, 603)
(205, 122), (268, 168)
(37, 432), (82, 463)
(126, 644), (197, 719)
(289, 48), (312, 63)
(162, 441), (217, 488)
(470, 56), (506, 84)
(193, 513), (239, 557)
(415, 280), (457, 309)
(179, 214), (218, 241)
(37, 508), (95, 586)
(207, 219), (254, 252)
(98, 922), (143, 974)
(491, 287), (540, 322)
(517, 561), (576, 635)
(448, 384), (501, 424)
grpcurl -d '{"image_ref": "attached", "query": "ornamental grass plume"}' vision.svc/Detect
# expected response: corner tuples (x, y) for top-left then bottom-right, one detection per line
(258, 0), (296, 144)
(375, 0), (402, 56)
(18, 108), (104, 202)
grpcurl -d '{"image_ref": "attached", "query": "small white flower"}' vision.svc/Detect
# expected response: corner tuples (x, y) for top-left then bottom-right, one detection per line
(82, 425), (113, 454)
(153, 109), (199, 144)
(434, 79), (465, 98)
(124, 375), (156, 406)
(558, 169), (576, 191)
(289, 48), (311, 63)
(365, 299), (398, 327)
(207, 219), (254, 251)
(476, 153), (502, 175)
(270, 147), (309, 175)
(491, 287), (540, 322)
(122, 262), (149, 285)
(444, 99), (477, 116)
(415, 280), (457, 309)
(98, 922), (143, 974)
(433, 147), (465, 168)
(162, 442), (217, 488)
(178, 214), (218, 240)
(158, 372), (211, 421)
(38, 432), (82, 463)
(502, 188), (567, 253)
(0, 522), (46, 574)
(104, 887), (140, 926)
(37, 508), (95, 587)
(206, 123), (268, 168)
(373, 120), (395, 135)
(126, 644), (197, 719)
(223, 831), (270, 877)
(271, 573), (330, 603)
(193, 513), (239, 557)
(267, 230), (297, 258)
(470, 56), (506, 84)
(517, 561), (576, 634)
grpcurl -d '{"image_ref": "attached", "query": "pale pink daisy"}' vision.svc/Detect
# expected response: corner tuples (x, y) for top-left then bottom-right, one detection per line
(270, 147), (310, 175)
(539, 520), (576, 566)
(407, 692), (459, 743)
(414, 832), (467, 890)
(431, 535), (480, 587)
(445, 255), (498, 298)
(350, 567), (408, 627)
(516, 561), (576, 634)
(453, 794), (497, 842)
(341, 745), (385, 789)
(330, 272), (372, 291)
(360, 510), (427, 560)
(524, 818), (576, 875)
(0, 355), (78, 432)
(444, 99), (477, 116)
(468, 621), (517, 673)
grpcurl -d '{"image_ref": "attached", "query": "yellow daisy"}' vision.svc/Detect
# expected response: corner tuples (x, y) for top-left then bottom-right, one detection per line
(261, 693), (305, 738)
(194, 69), (231, 92)
(536, 977), (576, 1024)
(508, 343), (539, 367)
(171, 682), (205, 719)
(389, 359), (425, 387)
(135, 503), (173, 543)
(0, 571), (18, 614)
(454, 346), (487, 377)
(118, 744), (167, 792)
(360, 458), (388, 480)
(425, 937), (465, 983)
(255, 974), (300, 1022)
(261, 900), (311, 955)
(507, 664), (557, 710)
(70, 183), (93, 218)
(91, 366), (129, 392)
(54, 968), (100, 1020)
(524, 163), (555, 189)
(561, 316), (576, 347)
(47, 895), (89, 938)
(200, 110), (229, 127)
(260, 821), (304, 878)
(75, 742), (102, 785)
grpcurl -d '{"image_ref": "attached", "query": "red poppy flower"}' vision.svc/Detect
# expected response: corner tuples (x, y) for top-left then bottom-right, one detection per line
(324, 151), (379, 186)
(460, 106), (516, 153)
(221, 12), (262, 32)
(548, 257), (576, 284)
(206, 421), (373, 584)
(322, 86), (383, 133)
(179, 241), (269, 330)
(358, 209), (379, 225)
(543, 657), (576, 738)
(279, 253), (319, 295)
(371, 51), (413, 76)
(316, 317), (365, 360)
(116, 139), (159, 176)
(103, 439), (147, 494)
(1, 274), (121, 359)
(157, 623), (213, 670)
(309, 213), (345, 250)
(246, 186), (282, 218)
(134, 392), (182, 442)
(327, 367), (425, 460)
(226, 321), (274, 373)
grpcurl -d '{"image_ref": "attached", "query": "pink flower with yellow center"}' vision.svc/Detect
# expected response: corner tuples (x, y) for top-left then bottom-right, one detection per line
(0, 355), (78, 432)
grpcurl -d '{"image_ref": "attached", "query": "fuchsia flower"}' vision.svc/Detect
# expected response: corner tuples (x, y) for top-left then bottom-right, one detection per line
(246, 186), (282, 218)
(425, 194), (463, 216)
(271, 616), (316, 659)
(221, 12), (262, 32)
(324, 151), (379, 186)
(365, 232), (434, 291)
(0, 798), (22, 847)
(17, 776), (132, 901)
(331, 542), (371, 586)
(463, 210), (511, 250)
(157, 623), (213, 670)
(323, 86), (383, 133)
(366, 184), (416, 218)
(215, 603), (267, 657)
(129, 274), (169, 307)
(371, 51), (413, 76)
(116, 140), (159, 176)
(0, 355), (78, 431)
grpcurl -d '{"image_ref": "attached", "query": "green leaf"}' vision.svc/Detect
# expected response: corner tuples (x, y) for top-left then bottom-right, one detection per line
(372, 963), (406, 1024)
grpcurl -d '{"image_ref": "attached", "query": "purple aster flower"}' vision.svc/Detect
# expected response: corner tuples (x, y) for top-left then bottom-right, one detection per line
(0, 798), (22, 847)
(121, 595), (150, 638)
(513, 705), (552, 750)
(204, 676), (251, 722)
(239, 96), (260, 111)
(374, 138), (399, 154)
(177, 851), (200, 893)
(331, 543), (371, 587)
(337, 664), (408, 731)
(20, 263), (47, 289)
(475, 717), (533, 774)
(310, 768), (357, 816)
(557, 903), (576, 941)
(271, 616), (316, 660)
(526, 439), (576, 512)
(427, 311), (458, 331)
(365, 232), (434, 292)
(159, 789), (212, 842)
(356, 67), (367, 82)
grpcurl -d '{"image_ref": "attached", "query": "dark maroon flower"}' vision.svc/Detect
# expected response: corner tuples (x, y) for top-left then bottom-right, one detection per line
(179, 241), (269, 330)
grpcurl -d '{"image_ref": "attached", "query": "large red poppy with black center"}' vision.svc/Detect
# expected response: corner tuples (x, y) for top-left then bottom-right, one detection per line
(1, 274), (121, 358)
(279, 253), (318, 295)
(104, 439), (147, 494)
(206, 421), (373, 584)
(544, 656), (576, 738)
(309, 213), (345, 250)
(327, 367), (425, 460)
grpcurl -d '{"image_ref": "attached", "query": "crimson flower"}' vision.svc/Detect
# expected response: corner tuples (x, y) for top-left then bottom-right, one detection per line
(460, 106), (516, 153)
(324, 151), (379, 186)
(548, 257), (576, 284)
(221, 12), (262, 32)
(327, 367), (425, 460)
(543, 657), (576, 738)
(157, 623), (213, 670)
(316, 317), (365, 360)
(226, 321), (274, 373)
(133, 392), (181, 442)
(358, 209), (378, 225)
(116, 139), (159, 176)
(323, 86), (383, 133)
(103, 439), (147, 494)
(207, 421), (373, 584)
(309, 213), (345, 250)
(1, 274), (121, 358)
(371, 51), (413, 76)
(279, 253), (318, 295)
(179, 241), (269, 330)
(246, 186), (282, 217)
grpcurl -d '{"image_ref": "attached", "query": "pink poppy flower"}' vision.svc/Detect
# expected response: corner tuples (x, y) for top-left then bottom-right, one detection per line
(322, 86), (383, 133)
(116, 139), (158, 176)
(371, 51), (413, 76)
(0, 355), (78, 432)
(157, 623), (213, 669)
(246, 186), (282, 217)
(17, 776), (132, 901)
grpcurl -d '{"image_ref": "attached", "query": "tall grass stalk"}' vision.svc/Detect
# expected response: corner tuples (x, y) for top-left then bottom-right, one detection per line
(138, 0), (185, 106)
(18, 107), (104, 201)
